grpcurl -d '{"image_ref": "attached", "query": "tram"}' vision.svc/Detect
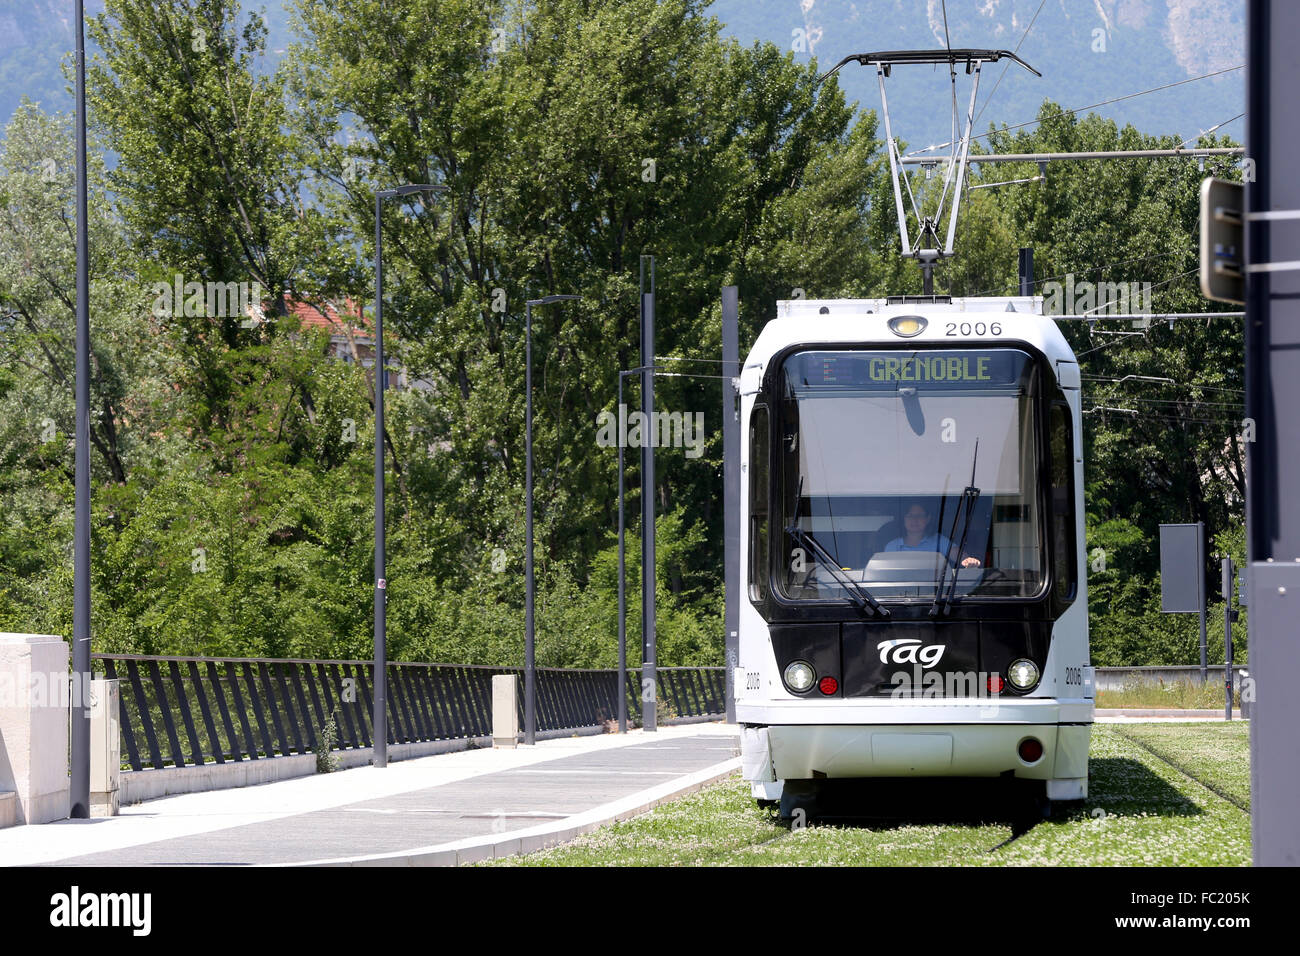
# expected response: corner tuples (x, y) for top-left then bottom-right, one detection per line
(736, 294), (1094, 814)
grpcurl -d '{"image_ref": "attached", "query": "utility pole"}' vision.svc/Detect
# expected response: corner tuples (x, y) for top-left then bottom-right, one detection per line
(1223, 556), (1235, 722)
(71, 0), (91, 819)
(640, 256), (656, 731)
(1018, 248), (1034, 297)
(372, 184), (444, 767)
(1244, 0), (1300, 866)
(722, 287), (740, 723)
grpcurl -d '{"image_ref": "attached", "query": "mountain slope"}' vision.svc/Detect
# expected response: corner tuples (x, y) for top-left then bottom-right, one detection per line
(2, 0), (1244, 150)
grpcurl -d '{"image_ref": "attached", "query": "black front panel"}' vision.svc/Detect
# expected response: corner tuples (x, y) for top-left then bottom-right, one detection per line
(770, 624), (841, 697)
(768, 621), (1053, 698)
(979, 622), (1051, 687)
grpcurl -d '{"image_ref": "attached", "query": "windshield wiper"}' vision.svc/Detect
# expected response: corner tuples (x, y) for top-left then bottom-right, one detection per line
(930, 440), (980, 617)
(787, 524), (890, 617)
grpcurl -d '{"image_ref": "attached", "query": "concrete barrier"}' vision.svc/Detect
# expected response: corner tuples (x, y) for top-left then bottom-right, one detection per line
(1095, 665), (1249, 692)
(0, 791), (16, 828)
(0, 633), (70, 826)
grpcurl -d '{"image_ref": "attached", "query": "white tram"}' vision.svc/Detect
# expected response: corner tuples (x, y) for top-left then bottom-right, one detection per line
(736, 294), (1094, 813)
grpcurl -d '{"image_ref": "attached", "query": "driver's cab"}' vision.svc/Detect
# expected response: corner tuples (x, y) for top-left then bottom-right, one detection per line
(787, 495), (1006, 601)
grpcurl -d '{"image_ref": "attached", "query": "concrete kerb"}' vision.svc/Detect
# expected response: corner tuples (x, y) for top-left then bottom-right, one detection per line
(1096, 709), (1247, 722)
(287, 756), (743, 867)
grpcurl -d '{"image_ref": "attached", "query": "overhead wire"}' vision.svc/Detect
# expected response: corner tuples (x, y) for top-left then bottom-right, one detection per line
(970, 0), (1047, 130)
(1082, 410), (1245, 427)
(1085, 395), (1244, 410)
(969, 250), (1187, 298)
(906, 64), (1244, 157)
(1179, 112), (1245, 149)
(1082, 375), (1244, 395)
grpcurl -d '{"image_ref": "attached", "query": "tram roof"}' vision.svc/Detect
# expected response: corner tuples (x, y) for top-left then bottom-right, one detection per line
(743, 296), (1079, 389)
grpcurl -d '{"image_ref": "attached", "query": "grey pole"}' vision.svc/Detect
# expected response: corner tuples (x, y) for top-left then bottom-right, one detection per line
(70, 0), (90, 819)
(524, 295), (582, 746)
(722, 287), (740, 723)
(1245, 0), (1300, 865)
(1222, 556), (1234, 721)
(1018, 247), (1034, 296)
(617, 370), (628, 734)
(640, 259), (657, 731)
(525, 300), (534, 745)
(1198, 521), (1208, 685)
(372, 193), (387, 768)
(372, 184), (444, 768)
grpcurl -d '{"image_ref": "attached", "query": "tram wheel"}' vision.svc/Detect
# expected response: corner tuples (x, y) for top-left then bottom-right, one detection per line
(778, 780), (822, 821)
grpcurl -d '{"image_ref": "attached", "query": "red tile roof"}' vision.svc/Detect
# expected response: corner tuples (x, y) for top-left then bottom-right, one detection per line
(289, 298), (372, 336)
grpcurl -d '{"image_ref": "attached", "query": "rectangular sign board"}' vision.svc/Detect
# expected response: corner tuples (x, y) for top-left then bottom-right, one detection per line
(1199, 177), (1245, 305)
(1160, 522), (1205, 613)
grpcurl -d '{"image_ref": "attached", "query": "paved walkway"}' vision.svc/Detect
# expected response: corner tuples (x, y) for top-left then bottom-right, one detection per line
(0, 723), (740, 866)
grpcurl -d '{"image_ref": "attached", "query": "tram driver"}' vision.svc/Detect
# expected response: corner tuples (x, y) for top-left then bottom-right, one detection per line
(883, 500), (982, 568)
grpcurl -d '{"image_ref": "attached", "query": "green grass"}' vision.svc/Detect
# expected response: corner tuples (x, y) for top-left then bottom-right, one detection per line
(1096, 678), (1240, 710)
(485, 723), (1251, 866)
(1107, 721), (1250, 810)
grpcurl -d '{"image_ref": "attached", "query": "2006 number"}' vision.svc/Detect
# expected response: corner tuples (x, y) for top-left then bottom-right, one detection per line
(945, 321), (1001, 336)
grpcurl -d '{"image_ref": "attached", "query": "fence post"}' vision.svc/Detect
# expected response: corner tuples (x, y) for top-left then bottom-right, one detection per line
(493, 674), (518, 748)
(90, 677), (120, 816)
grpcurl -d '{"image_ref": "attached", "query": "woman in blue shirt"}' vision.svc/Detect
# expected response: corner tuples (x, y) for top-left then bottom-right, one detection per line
(884, 501), (982, 567)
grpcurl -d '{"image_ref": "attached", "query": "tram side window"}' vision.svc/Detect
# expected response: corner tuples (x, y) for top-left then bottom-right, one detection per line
(749, 405), (770, 603)
(1050, 402), (1076, 602)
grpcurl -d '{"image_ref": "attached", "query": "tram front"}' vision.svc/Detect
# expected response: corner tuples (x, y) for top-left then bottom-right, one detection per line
(737, 300), (1093, 807)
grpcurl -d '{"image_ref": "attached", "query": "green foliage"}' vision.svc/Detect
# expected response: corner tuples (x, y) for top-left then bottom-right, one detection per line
(315, 708), (341, 773)
(0, 0), (1248, 669)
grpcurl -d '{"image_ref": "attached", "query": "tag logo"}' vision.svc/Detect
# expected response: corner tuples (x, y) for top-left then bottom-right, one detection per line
(877, 639), (945, 668)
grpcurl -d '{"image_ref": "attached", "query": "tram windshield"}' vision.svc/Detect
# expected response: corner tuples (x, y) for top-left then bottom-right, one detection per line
(777, 348), (1044, 602)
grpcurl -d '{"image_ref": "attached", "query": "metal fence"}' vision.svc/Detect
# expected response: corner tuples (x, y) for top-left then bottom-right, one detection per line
(92, 654), (726, 772)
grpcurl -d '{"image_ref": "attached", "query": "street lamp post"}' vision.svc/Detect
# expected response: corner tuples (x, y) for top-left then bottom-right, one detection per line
(524, 295), (581, 745)
(372, 183), (445, 769)
(71, 0), (91, 819)
(616, 367), (646, 735)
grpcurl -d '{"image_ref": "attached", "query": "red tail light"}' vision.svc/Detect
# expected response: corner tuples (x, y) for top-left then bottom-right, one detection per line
(1018, 738), (1044, 763)
(987, 674), (1005, 694)
(818, 676), (838, 695)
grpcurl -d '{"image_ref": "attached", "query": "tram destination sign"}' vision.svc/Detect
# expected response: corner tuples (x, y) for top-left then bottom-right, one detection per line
(788, 349), (1030, 390)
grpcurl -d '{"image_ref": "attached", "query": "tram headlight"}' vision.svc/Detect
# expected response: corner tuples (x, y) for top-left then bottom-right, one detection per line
(1008, 659), (1040, 690)
(784, 661), (816, 693)
(887, 315), (927, 337)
